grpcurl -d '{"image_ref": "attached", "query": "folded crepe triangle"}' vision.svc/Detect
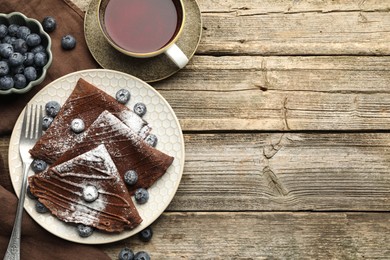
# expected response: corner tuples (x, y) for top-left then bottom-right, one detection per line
(50, 110), (174, 195)
(30, 78), (151, 164)
(29, 144), (142, 233)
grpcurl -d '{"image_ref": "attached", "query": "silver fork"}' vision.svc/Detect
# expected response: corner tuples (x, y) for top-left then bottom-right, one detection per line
(4, 104), (43, 260)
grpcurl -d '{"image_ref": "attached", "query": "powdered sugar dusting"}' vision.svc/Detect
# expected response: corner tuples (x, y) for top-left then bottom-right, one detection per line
(117, 110), (151, 138)
(67, 195), (107, 225)
(52, 144), (119, 225)
(53, 144), (120, 181)
(92, 111), (142, 145)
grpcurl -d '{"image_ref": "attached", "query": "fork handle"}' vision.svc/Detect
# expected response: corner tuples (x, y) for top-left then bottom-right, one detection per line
(3, 162), (30, 260)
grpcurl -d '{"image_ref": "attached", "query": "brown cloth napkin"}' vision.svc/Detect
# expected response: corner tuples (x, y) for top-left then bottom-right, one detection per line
(0, 186), (111, 260)
(0, 0), (100, 135)
(0, 0), (111, 259)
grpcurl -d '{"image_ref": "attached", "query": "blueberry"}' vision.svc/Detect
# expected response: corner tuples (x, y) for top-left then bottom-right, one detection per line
(34, 66), (43, 76)
(31, 45), (45, 54)
(77, 224), (94, 237)
(12, 38), (28, 54)
(31, 159), (48, 173)
(0, 24), (7, 39)
(145, 134), (158, 147)
(11, 64), (25, 75)
(13, 74), (27, 89)
(34, 52), (47, 67)
(26, 33), (41, 47)
(0, 60), (9, 76)
(134, 251), (150, 260)
(27, 185), (37, 199)
(124, 170), (138, 185)
(9, 52), (24, 67)
(35, 201), (48, 213)
(45, 101), (61, 117)
(82, 185), (99, 202)
(135, 188), (149, 204)
(118, 248), (134, 260)
(71, 118), (85, 133)
(139, 226), (153, 242)
(26, 33), (42, 47)
(8, 24), (19, 37)
(0, 76), (14, 90)
(24, 52), (34, 66)
(2, 35), (12, 44)
(133, 103), (147, 117)
(24, 66), (37, 81)
(16, 26), (31, 40)
(42, 16), (56, 33)
(116, 89), (131, 104)
(9, 37), (17, 45)
(61, 34), (76, 50)
(42, 115), (54, 130)
(0, 43), (13, 58)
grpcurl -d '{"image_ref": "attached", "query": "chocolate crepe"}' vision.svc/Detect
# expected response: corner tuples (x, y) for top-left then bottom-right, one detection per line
(48, 110), (174, 195)
(30, 78), (151, 164)
(29, 144), (143, 232)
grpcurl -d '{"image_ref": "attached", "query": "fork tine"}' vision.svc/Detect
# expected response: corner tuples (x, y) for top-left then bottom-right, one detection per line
(31, 104), (42, 139)
(28, 104), (35, 139)
(20, 106), (29, 139)
(20, 104), (43, 140)
(37, 105), (43, 139)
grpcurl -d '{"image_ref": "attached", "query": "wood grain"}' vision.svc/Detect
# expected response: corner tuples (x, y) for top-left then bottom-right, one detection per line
(101, 212), (390, 259)
(196, 1), (390, 55)
(197, 0), (390, 13)
(166, 132), (390, 211)
(153, 55), (390, 131)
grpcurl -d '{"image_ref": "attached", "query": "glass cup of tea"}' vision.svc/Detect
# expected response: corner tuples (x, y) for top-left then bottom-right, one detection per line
(98, 0), (189, 69)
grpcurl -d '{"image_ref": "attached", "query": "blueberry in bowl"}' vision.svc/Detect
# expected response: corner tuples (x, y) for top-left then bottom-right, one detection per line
(0, 12), (52, 95)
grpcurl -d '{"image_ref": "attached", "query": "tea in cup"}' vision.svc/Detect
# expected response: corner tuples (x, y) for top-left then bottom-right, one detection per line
(98, 0), (188, 68)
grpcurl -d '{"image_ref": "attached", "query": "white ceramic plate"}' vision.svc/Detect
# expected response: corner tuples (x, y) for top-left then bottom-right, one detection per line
(8, 69), (185, 244)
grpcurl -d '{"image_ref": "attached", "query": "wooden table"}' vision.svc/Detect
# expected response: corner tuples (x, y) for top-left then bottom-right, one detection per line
(2, 0), (390, 258)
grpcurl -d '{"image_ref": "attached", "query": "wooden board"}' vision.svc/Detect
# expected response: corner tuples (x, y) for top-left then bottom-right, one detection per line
(101, 212), (390, 259)
(153, 55), (390, 131)
(198, 0), (390, 13)
(167, 132), (390, 211)
(196, 1), (390, 55)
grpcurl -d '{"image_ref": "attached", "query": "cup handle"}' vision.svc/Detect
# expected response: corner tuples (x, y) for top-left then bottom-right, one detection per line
(165, 43), (189, 69)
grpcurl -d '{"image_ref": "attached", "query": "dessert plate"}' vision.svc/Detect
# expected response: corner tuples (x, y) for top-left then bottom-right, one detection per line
(84, 0), (202, 82)
(8, 69), (185, 244)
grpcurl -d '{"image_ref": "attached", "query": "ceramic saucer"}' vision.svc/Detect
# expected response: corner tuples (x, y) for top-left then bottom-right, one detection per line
(84, 0), (202, 82)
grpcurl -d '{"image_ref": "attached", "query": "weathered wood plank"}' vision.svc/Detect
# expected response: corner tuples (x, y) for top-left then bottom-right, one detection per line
(167, 132), (390, 211)
(101, 212), (390, 259)
(154, 55), (390, 131)
(197, 2), (390, 55)
(197, 0), (390, 14)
